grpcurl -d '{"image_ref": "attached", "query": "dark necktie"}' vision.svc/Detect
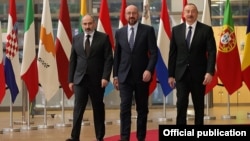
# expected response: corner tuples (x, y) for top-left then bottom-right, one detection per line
(85, 34), (91, 56)
(129, 27), (134, 50)
(186, 26), (192, 48)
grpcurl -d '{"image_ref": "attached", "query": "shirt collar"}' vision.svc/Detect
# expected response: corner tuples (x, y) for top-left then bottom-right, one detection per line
(128, 22), (139, 31)
(85, 31), (95, 37)
(186, 21), (197, 29)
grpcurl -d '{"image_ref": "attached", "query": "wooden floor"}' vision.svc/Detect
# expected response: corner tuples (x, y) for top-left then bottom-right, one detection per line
(1, 105), (250, 141)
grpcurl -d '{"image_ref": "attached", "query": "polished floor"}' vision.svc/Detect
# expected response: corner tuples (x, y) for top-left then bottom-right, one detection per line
(0, 105), (250, 141)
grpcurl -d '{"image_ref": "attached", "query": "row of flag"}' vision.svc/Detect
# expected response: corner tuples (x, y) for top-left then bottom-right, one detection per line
(206, 0), (250, 95)
(0, 0), (250, 104)
(0, 0), (72, 104)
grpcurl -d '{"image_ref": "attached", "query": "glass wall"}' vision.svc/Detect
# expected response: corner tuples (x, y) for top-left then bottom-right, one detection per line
(1, 0), (250, 109)
(211, 0), (249, 26)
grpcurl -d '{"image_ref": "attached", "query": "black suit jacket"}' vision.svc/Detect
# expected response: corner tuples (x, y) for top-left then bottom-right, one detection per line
(68, 30), (113, 85)
(168, 21), (216, 83)
(113, 23), (158, 83)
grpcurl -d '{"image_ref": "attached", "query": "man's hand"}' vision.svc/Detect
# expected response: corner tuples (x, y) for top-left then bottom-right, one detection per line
(203, 73), (213, 85)
(113, 78), (119, 90)
(168, 77), (176, 89)
(69, 83), (74, 93)
(143, 70), (151, 82)
(101, 79), (108, 88)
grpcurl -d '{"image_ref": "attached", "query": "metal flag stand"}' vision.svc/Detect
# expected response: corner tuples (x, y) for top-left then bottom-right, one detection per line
(20, 92), (37, 131)
(14, 83), (35, 126)
(55, 88), (71, 127)
(204, 93), (216, 120)
(158, 94), (172, 122)
(217, 84), (236, 120)
(37, 91), (54, 129)
(221, 94), (236, 119)
(2, 93), (20, 133)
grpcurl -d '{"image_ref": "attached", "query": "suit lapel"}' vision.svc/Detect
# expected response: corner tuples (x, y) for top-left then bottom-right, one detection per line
(132, 23), (143, 51)
(123, 26), (131, 52)
(133, 24), (140, 51)
(77, 33), (85, 55)
(190, 22), (200, 49)
(180, 24), (188, 50)
(90, 32), (97, 56)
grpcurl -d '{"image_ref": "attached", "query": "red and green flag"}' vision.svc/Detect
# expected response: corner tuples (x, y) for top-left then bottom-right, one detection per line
(21, 0), (39, 102)
(217, 0), (242, 94)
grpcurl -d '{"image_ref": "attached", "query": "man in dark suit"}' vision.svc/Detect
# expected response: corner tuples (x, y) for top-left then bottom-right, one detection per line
(113, 5), (158, 141)
(67, 14), (113, 141)
(168, 3), (216, 125)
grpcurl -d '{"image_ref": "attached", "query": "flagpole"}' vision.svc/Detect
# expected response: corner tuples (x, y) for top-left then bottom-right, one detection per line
(14, 82), (34, 125)
(20, 92), (37, 130)
(158, 94), (172, 122)
(38, 94), (54, 129)
(2, 93), (20, 133)
(55, 87), (71, 127)
(204, 92), (216, 120)
(221, 94), (236, 119)
(14, 83), (27, 125)
(104, 96), (113, 125)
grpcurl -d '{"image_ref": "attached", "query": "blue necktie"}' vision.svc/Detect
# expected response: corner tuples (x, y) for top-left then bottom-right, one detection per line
(129, 27), (134, 50)
(186, 26), (192, 48)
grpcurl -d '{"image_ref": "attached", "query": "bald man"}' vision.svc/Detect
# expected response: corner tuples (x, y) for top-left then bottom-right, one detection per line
(113, 5), (158, 141)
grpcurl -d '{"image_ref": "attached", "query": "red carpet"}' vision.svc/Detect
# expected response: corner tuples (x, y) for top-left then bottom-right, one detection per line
(104, 129), (158, 141)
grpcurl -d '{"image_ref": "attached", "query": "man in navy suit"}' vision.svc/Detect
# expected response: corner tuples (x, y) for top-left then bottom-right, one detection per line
(67, 14), (113, 141)
(113, 5), (158, 141)
(168, 3), (217, 125)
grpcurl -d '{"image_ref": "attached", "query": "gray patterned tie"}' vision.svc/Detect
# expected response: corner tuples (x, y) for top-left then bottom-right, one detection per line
(186, 26), (192, 48)
(129, 27), (134, 50)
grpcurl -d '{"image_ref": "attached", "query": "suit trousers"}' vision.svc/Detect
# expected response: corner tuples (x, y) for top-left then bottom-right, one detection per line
(175, 68), (205, 125)
(118, 71), (149, 141)
(71, 75), (105, 140)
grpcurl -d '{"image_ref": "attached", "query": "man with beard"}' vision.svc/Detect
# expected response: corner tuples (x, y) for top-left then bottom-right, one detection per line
(113, 5), (158, 141)
(67, 14), (113, 141)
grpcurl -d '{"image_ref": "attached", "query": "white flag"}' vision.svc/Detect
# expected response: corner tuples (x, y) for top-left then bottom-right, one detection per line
(141, 0), (151, 26)
(37, 0), (59, 101)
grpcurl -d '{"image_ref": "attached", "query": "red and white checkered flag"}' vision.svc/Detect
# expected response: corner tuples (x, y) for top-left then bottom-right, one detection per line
(6, 24), (18, 60)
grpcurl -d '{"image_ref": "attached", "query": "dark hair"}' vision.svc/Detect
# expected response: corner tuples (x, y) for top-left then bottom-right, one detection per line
(185, 3), (198, 12)
(82, 13), (96, 22)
